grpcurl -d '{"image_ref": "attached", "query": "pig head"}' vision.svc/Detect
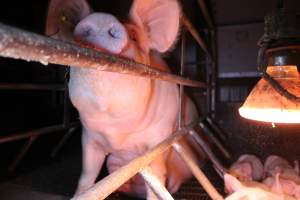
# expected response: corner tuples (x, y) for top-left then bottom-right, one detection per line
(46, 0), (201, 199)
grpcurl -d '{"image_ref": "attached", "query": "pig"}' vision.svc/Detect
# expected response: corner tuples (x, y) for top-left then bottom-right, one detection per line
(228, 154), (264, 182)
(224, 173), (296, 200)
(262, 155), (300, 199)
(46, 0), (202, 199)
(264, 155), (300, 184)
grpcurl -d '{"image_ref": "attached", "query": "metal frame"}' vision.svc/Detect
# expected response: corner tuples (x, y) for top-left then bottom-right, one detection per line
(0, 2), (229, 199)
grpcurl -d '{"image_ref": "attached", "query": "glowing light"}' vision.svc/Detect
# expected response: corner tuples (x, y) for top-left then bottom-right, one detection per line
(239, 107), (300, 123)
(239, 66), (300, 123)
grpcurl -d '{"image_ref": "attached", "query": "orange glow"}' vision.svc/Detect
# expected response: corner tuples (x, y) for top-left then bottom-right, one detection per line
(239, 107), (300, 123)
(239, 66), (300, 123)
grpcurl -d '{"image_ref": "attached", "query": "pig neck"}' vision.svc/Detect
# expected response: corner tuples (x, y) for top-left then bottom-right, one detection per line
(68, 52), (178, 136)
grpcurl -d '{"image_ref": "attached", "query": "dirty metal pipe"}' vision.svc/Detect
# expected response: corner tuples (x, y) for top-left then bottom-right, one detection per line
(196, 0), (214, 29)
(189, 129), (227, 176)
(0, 122), (79, 144)
(71, 120), (200, 200)
(178, 29), (186, 128)
(140, 167), (174, 200)
(173, 142), (224, 200)
(0, 83), (65, 91)
(182, 15), (212, 58)
(0, 23), (207, 88)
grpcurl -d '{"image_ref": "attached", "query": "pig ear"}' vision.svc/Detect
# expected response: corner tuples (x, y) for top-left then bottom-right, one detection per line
(130, 0), (181, 53)
(46, 0), (91, 41)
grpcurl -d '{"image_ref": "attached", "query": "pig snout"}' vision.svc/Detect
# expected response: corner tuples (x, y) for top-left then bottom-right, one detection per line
(74, 13), (128, 54)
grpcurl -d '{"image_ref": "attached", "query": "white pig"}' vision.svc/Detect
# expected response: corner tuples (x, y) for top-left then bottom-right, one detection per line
(229, 154), (264, 182)
(224, 174), (296, 200)
(264, 155), (300, 184)
(46, 0), (202, 199)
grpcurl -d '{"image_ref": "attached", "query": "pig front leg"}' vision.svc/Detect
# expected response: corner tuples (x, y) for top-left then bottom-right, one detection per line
(144, 154), (168, 200)
(74, 128), (106, 196)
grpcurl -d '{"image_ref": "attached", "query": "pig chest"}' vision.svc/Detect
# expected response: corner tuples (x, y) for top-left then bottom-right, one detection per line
(68, 67), (179, 151)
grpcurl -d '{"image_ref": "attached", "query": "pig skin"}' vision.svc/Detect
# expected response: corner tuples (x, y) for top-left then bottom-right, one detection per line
(229, 154), (264, 182)
(224, 173), (296, 200)
(264, 155), (300, 184)
(46, 0), (203, 199)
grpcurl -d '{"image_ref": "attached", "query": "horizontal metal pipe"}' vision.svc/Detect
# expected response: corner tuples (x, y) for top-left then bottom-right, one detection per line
(173, 142), (224, 200)
(0, 122), (79, 144)
(71, 120), (200, 200)
(182, 15), (212, 58)
(0, 23), (207, 88)
(0, 83), (65, 91)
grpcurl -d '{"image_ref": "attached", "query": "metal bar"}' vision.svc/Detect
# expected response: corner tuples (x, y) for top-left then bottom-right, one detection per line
(172, 142), (223, 200)
(63, 82), (71, 127)
(71, 120), (200, 200)
(206, 117), (227, 142)
(199, 122), (231, 159)
(189, 130), (227, 176)
(196, 0), (214, 29)
(182, 15), (212, 58)
(178, 29), (186, 128)
(139, 167), (174, 200)
(51, 126), (77, 158)
(8, 136), (38, 171)
(0, 122), (79, 144)
(210, 29), (218, 118)
(0, 83), (64, 91)
(0, 23), (207, 88)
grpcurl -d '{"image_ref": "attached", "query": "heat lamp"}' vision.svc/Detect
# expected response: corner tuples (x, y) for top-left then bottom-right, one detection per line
(238, 6), (300, 123)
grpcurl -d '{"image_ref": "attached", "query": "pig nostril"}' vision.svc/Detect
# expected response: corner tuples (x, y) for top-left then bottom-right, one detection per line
(81, 27), (93, 38)
(108, 27), (122, 39)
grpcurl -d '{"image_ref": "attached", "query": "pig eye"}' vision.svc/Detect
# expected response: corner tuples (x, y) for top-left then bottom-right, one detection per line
(129, 29), (137, 42)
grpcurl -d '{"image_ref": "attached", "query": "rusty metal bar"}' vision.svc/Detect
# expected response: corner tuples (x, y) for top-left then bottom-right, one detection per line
(196, 0), (214, 29)
(0, 23), (207, 88)
(199, 122), (231, 159)
(140, 167), (174, 200)
(0, 83), (64, 91)
(173, 142), (224, 200)
(206, 117), (227, 142)
(71, 120), (199, 200)
(178, 29), (186, 128)
(182, 15), (212, 58)
(189, 130), (227, 176)
(0, 122), (79, 144)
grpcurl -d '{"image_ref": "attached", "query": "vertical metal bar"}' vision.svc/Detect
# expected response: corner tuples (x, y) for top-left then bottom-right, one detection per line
(179, 29), (186, 128)
(63, 82), (70, 127)
(189, 130), (227, 176)
(173, 142), (224, 200)
(206, 51), (212, 115)
(211, 29), (218, 118)
(196, 0), (214, 29)
(8, 136), (38, 171)
(139, 167), (174, 200)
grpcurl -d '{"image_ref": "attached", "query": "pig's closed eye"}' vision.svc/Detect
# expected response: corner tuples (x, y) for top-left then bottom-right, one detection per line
(128, 29), (137, 42)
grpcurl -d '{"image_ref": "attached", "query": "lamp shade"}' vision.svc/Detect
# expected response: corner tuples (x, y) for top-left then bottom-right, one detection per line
(239, 66), (300, 123)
